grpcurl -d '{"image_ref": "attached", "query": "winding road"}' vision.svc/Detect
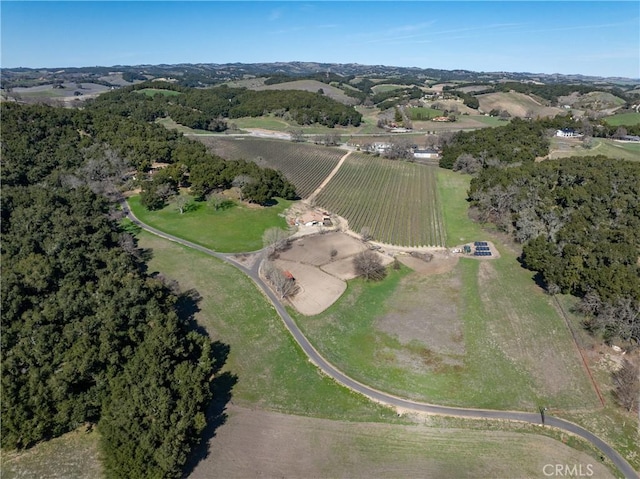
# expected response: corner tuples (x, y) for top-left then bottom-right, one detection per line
(121, 200), (638, 479)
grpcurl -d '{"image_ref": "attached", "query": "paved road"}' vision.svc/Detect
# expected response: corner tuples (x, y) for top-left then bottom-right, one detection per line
(122, 201), (638, 479)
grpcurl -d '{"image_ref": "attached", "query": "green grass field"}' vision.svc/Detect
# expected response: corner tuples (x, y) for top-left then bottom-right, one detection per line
(549, 137), (640, 162)
(127, 194), (293, 253)
(295, 253), (599, 410)
(155, 117), (211, 135)
(408, 107), (444, 120)
(467, 115), (511, 127)
(603, 112), (640, 126)
(229, 115), (292, 131)
(136, 230), (402, 422)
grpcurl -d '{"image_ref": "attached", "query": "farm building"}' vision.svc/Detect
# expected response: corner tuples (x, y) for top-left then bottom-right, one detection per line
(413, 148), (440, 160)
(617, 135), (640, 142)
(296, 211), (331, 226)
(556, 128), (582, 138)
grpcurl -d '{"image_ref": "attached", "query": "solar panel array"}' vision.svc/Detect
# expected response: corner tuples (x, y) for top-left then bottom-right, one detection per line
(476, 246), (490, 251)
(474, 251), (492, 256)
(474, 241), (488, 246)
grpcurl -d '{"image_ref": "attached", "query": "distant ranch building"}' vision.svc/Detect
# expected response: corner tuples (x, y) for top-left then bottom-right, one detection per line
(413, 148), (440, 160)
(617, 135), (640, 142)
(556, 128), (582, 138)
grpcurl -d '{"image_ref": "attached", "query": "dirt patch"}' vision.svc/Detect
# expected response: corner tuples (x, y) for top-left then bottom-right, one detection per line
(320, 256), (359, 280)
(280, 231), (367, 266)
(272, 232), (393, 315)
(188, 406), (615, 479)
(376, 269), (465, 365)
(398, 251), (459, 275)
(274, 259), (347, 315)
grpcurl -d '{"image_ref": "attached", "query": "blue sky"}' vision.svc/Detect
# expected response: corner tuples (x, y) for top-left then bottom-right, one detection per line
(2, 1), (639, 78)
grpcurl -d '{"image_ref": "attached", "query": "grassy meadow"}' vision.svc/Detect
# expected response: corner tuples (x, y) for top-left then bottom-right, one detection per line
(603, 112), (640, 126)
(1, 429), (103, 479)
(127, 194), (292, 253)
(136, 230), (401, 422)
(549, 137), (640, 162)
(408, 107), (444, 120)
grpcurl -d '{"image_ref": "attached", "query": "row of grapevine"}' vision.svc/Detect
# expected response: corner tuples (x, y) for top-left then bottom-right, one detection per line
(314, 153), (446, 247)
(198, 137), (343, 198)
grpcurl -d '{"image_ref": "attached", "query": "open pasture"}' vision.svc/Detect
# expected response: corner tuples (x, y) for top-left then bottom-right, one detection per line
(314, 153), (446, 247)
(127, 194), (293, 253)
(547, 137), (640, 162)
(300, 168), (601, 411)
(255, 79), (358, 105)
(199, 137), (344, 198)
(190, 406), (615, 479)
(407, 106), (444, 120)
(604, 111), (640, 126)
(476, 91), (563, 118)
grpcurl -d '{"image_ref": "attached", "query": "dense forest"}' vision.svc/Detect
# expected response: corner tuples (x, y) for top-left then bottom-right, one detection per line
(0, 101), (296, 477)
(89, 82), (363, 130)
(468, 157), (640, 343)
(439, 118), (550, 170)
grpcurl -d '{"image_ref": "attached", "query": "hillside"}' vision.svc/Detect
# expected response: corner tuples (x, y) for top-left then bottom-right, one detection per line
(476, 91), (564, 117)
(254, 79), (358, 106)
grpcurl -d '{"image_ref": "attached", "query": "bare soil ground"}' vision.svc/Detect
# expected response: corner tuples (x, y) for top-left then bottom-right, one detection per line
(273, 232), (393, 315)
(280, 232), (367, 266)
(188, 406), (615, 479)
(1, 428), (103, 479)
(274, 259), (347, 315)
(397, 250), (459, 275)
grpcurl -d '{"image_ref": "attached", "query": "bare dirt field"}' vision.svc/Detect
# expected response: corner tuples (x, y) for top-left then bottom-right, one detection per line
(397, 251), (459, 275)
(274, 259), (347, 315)
(281, 232), (367, 265)
(188, 406), (615, 479)
(273, 232), (393, 315)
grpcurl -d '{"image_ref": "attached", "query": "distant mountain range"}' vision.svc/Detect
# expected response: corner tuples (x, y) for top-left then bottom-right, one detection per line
(2, 62), (638, 90)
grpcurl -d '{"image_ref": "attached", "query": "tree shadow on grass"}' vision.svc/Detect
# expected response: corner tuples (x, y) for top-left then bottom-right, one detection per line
(176, 287), (238, 478)
(182, 367), (238, 478)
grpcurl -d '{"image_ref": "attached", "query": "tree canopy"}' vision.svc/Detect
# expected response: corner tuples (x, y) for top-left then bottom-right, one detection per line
(1, 102), (220, 478)
(468, 156), (640, 343)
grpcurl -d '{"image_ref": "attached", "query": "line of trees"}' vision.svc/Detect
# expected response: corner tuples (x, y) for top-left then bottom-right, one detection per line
(2, 102), (224, 477)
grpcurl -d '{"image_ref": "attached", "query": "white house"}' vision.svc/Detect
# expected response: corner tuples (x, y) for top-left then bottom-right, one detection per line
(413, 148), (440, 160)
(556, 128), (581, 138)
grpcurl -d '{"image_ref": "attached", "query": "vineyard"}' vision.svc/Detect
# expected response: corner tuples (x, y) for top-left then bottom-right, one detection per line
(198, 137), (343, 198)
(314, 153), (446, 247)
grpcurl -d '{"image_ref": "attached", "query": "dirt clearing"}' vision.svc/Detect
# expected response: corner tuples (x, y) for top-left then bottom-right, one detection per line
(273, 232), (391, 315)
(188, 406), (615, 479)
